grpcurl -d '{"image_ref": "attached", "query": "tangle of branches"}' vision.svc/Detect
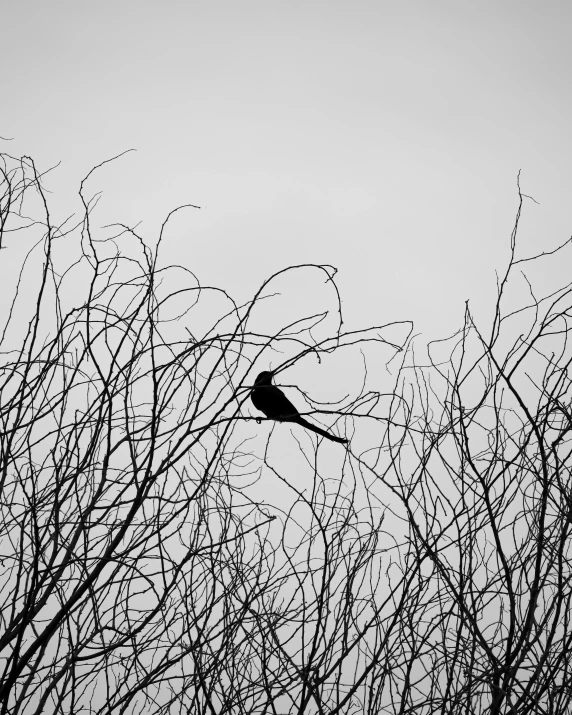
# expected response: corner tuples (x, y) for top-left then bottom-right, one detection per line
(0, 151), (571, 714)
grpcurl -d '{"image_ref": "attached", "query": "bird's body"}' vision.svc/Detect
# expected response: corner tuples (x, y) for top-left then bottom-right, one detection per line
(251, 371), (348, 444)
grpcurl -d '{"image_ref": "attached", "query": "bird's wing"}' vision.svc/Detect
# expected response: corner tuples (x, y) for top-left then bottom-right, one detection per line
(251, 384), (300, 420)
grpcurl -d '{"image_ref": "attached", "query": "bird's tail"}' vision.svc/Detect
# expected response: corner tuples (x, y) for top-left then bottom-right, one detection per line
(292, 416), (348, 444)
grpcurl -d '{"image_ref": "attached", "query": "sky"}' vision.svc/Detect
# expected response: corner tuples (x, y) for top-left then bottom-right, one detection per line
(3, 0), (572, 357)
(3, 6), (572, 707)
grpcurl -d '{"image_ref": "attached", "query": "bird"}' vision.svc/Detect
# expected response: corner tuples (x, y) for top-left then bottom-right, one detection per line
(251, 371), (348, 444)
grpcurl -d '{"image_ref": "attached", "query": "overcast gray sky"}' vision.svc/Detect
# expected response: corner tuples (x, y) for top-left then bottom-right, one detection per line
(3, 0), (572, 341)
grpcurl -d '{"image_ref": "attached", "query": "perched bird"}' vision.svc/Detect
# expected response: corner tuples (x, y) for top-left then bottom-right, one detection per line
(251, 371), (348, 444)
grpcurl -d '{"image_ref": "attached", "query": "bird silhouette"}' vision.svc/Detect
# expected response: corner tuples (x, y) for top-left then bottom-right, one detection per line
(251, 371), (348, 444)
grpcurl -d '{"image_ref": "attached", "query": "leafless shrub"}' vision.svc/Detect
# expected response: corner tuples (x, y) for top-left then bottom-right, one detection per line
(0, 151), (570, 714)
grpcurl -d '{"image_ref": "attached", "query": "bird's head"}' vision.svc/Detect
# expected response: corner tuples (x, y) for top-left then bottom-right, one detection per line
(254, 371), (274, 385)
